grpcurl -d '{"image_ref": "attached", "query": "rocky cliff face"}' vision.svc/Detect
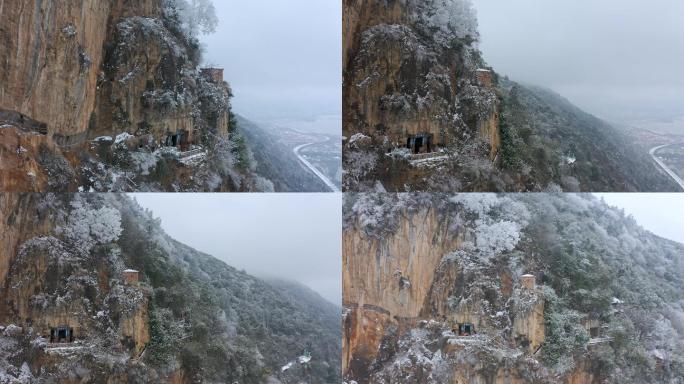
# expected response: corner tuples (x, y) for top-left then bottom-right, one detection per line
(343, 0), (501, 190)
(0, 195), (152, 381)
(0, 0), (115, 139)
(0, 194), (54, 284)
(343, 0), (677, 193)
(343, 194), (684, 383)
(343, 197), (549, 383)
(0, 0), (269, 192)
(343, 207), (463, 376)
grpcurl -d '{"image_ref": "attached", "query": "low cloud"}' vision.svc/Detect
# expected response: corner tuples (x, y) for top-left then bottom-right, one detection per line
(474, 0), (684, 122)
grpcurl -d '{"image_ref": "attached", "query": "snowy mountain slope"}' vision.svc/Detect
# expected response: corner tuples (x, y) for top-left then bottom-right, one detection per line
(342, 0), (678, 192)
(0, 194), (340, 383)
(237, 116), (331, 192)
(343, 193), (684, 383)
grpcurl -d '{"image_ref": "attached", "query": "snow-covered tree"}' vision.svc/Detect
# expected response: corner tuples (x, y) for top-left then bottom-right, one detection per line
(411, 0), (479, 45)
(164, 0), (218, 37)
(252, 175), (275, 193)
(450, 194), (528, 258)
(474, 220), (521, 255)
(59, 197), (122, 254)
(450, 193), (500, 217)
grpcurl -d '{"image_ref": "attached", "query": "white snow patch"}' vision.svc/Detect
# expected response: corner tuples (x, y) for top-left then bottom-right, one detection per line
(348, 133), (370, 146)
(93, 136), (113, 142)
(114, 132), (134, 145)
(298, 354), (312, 364)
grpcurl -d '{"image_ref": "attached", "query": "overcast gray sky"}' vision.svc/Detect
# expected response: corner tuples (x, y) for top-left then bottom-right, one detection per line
(201, 0), (341, 121)
(596, 193), (684, 244)
(473, 0), (684, 122)
(129, 193), (342, 304)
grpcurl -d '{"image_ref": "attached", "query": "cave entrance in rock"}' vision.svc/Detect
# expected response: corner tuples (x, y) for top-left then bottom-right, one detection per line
(50, 325), (74, 343)
(166, 133), (182, 147)
(179, 130), (190, 151)
(406, 133), (434, 154)
(414, 136), (423, 153)
(589, 326), (600, 338)
(457, 323), (475, 336)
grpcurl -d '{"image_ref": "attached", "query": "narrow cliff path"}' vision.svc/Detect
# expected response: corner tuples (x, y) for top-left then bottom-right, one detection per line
(293, 137), (341, 193)
(649, 143), (684, 191)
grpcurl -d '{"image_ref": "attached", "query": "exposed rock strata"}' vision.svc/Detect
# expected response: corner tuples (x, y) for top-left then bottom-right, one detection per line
(0, 0), (244, 192)
(343, 201), (599, 383)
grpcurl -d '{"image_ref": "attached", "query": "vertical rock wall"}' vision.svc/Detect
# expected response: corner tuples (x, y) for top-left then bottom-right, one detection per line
(512, 295), (545, 354)
(343, 207), (463, 377)
(0, 194), (51, 286)
(0, 0), (113, 139)
(121, 296), (150, 357)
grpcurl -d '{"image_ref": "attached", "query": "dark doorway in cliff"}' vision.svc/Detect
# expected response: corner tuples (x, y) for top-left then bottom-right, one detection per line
(50, 325), (74, 343)
(457, 323), (475, 336)
(179, 130), (190, 151)
(407, 133), (433, 154)
(414, 136), (424, 153)
(166, 133), (182, 147)
(589, 326), (600, 338)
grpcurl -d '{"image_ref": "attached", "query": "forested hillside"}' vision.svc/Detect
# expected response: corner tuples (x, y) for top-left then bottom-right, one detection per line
(0, 194), (340, 383)
(343, 193), (684, 383)
(343, 0), (678, 192)
(238, 116), (330, 192)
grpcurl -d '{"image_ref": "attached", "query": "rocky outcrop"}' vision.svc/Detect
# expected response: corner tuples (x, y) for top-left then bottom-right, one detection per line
(0, 0), (170, 143)
(0, 128), (51, 191)
(512, 292), (545, 355)
(0, 196), (152, 384)
(478, 109), (501, 160)
(343, 208), (462, 318)
(0, 194), (53, 285)
(343, 0), (407, 71)
(343, 199), (600, 384)
(342, 305), (391, 379)
(0, 0), (244, 192)
(0, 0), (114, 141)
(343, 0), (501, 190)
(1, 236), (151, 360)
(121, 295), (150, 357)
(566, 361), (597, 384)
(92, 16), (232, 148)
(343, 207), (463, 379)
(1, 194), (341, 382)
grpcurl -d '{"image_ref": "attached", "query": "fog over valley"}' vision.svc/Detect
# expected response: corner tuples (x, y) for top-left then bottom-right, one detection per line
(474, 0), (684, 127)
(201, 0), (341, 122)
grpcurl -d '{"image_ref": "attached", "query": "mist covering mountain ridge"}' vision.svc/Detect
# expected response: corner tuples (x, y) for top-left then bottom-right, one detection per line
(0, 193), (341, 383)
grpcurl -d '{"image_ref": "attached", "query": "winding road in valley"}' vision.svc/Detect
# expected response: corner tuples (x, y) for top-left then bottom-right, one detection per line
(294, 137), (341, 193)
(649, 143), (684, 191)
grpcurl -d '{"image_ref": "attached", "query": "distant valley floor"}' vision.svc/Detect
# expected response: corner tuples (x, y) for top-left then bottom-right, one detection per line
(626, 125), (684, 191)
(239, 115), (342, 192)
